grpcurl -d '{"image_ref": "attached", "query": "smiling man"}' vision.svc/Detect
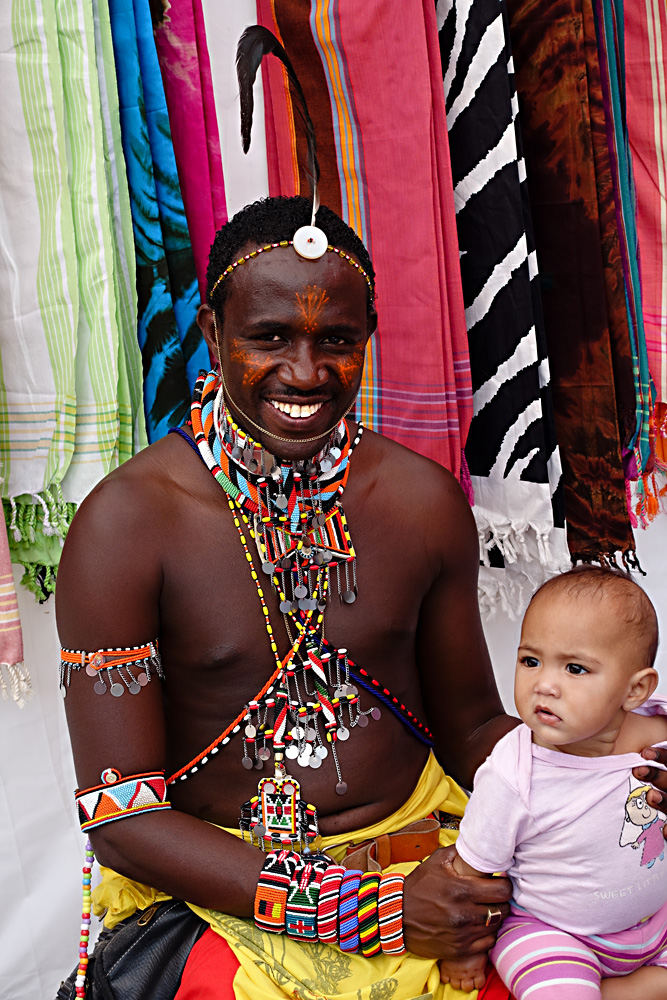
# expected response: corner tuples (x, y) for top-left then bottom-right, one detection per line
(56, 196), (516, 1000)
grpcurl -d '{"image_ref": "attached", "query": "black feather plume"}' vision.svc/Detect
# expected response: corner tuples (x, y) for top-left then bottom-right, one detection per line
(236, 25), (320, 215)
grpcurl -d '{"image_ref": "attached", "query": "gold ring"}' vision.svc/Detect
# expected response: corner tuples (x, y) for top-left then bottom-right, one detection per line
(485, 906), (503, 927)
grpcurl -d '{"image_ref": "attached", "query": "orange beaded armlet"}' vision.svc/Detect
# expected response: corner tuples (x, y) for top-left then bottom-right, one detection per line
(59, 641), (162, 698)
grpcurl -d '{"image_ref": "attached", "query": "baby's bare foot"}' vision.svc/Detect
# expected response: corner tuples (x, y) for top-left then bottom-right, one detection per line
(439, 953), (488, 992)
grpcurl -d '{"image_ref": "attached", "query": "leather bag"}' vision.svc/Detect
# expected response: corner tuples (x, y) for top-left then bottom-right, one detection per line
(55, 899), (206, 1000)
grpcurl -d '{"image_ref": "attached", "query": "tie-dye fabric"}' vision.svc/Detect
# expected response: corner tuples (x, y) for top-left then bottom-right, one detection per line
(108, 0), (209, 442)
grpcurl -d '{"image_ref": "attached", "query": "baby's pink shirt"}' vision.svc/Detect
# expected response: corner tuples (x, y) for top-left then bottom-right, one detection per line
(456, 697), (667, 935)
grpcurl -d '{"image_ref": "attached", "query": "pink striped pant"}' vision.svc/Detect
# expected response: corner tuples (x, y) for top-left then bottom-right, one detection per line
(490, 902), (667, 998)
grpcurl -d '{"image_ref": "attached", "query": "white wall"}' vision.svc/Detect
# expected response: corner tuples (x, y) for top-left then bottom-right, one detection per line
(484, 515), (667, 715)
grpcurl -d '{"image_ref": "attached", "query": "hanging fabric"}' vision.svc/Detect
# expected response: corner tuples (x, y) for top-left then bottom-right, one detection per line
(437, 0), (571, 616)
(249, 0), (473, 483)
(0, 0), (146, 600)
(506, 0), (638, 567)
(624, 0), (667, 508)
(108, 0), (209, 442)
(152, 0), (228, 303)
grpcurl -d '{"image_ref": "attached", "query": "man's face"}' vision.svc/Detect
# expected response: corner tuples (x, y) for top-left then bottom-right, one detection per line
(202, 243), (375, 461)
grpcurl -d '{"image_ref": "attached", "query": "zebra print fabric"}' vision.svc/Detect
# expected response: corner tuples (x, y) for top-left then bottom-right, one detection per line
(437, 0), (570, 615)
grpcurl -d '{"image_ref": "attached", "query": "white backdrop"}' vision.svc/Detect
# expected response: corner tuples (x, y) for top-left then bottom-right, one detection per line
(1, 517), (666, 1000)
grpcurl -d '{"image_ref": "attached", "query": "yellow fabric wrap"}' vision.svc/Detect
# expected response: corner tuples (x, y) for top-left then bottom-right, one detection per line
(93, 753), (477, 999)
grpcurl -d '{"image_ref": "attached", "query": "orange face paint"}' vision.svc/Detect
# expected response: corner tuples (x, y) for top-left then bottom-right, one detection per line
(295, 285), (330, 334)
(336, 347), (365, 391)
(228, 343), (273, 387)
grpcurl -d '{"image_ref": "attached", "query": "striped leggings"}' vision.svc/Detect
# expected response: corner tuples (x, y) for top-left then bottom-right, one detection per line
(490, 902), (667, 998)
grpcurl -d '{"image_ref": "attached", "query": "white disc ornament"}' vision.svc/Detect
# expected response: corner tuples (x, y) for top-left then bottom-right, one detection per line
(293, 226), (328, 260)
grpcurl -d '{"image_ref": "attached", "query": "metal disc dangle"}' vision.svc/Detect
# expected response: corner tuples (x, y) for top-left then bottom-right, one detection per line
(371, 707), (382, 721)
(261, 561), (275, 576)
(342, 591), (356, 604)
(110, 683), (124, 698)
(275, 495), (288, 510)
(357, 714), (369, 728)
(335, 781), (348, 795)
(295, 584), (308, 599)
(94, 680), (107, 695)
(128, 681), (141, 695)
(241, 757), (254, 770)
(280, 600), (292, 614)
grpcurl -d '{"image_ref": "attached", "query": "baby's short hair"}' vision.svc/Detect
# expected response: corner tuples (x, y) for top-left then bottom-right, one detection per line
(531, 566), (659, 670)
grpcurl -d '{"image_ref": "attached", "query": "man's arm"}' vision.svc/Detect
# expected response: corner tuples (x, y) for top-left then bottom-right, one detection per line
(56, 468), (264, 915)
(415, 467), (518, 789)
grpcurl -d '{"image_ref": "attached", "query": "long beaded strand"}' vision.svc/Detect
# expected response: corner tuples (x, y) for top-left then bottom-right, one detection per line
(75, 839), (94, 997)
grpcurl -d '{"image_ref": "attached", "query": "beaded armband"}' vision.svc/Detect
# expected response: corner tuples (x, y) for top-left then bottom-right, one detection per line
(60, 640), (162, 697)
(75, 769), (171, 831)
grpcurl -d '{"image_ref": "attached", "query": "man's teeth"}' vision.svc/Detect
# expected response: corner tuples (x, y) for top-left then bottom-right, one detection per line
(269, 400), (324, 419)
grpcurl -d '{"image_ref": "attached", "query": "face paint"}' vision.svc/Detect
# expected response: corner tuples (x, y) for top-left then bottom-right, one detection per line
(229, 343), (273, 388)
(336, 346), (366, 391)
(295, 285), (330, 334)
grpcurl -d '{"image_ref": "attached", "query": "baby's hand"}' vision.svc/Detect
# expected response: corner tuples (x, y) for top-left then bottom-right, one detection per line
(439, 953), (488, 992)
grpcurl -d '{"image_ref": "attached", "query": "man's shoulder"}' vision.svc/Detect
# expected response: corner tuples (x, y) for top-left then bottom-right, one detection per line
(355, 427), (463, 504)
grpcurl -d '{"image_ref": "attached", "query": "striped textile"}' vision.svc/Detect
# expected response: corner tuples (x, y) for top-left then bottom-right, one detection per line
(153, 0), (228, 304)
(108, 0), (209, 442)
(254, 0), (473, 481)
(594, 0), (654, 482)
(491, 904), (667, 997)
(1, 0), (146, 598)
(625, 0), (667, 476)
(437, 0), (570, 615)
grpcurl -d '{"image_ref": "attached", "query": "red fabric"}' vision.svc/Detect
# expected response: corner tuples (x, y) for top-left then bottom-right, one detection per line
(478, 965), (514, 999)
(174, 927), (239, 999)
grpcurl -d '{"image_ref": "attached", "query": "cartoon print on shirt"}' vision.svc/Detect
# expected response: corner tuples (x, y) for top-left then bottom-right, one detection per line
(619, 781), (666, 869)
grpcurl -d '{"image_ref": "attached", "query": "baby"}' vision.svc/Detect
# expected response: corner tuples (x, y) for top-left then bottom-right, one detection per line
(439, 566), (667, 999)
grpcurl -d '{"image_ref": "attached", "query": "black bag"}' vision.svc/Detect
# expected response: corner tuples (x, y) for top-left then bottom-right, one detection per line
(55, 900), (206, 1000)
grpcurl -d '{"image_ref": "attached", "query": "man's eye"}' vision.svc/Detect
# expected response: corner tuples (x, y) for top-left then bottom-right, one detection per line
(566, 663), (588, 675)
(522, 656), (540, 668)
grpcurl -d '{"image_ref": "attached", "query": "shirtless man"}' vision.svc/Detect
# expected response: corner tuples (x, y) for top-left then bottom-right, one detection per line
(57, 196), (516, 997)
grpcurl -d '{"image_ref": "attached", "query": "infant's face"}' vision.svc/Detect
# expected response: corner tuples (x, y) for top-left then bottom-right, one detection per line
(514, 590), (641, 754)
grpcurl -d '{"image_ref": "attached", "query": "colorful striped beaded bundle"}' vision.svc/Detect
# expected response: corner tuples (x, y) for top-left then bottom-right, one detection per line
(60, 640), (162, 697)
(316, 864), (346, 942)
(209, 241), (374, 301)
(358, 871), (382, 956)
(338, 869), (363, 952)
(378, 873), (406, 954)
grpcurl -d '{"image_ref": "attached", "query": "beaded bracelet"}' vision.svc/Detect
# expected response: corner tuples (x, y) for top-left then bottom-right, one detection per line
(254, 849), (302, 934)
(75, 770), (170, 832)
(358, 871), (382, 957)
(338, 869), (363, 952)
(316, 864), (346, 943)
(285, 853), (331, 941)
(378, 873), (406, 954)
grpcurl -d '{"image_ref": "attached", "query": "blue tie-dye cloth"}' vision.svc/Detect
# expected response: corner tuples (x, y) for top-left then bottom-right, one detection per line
(108, 0), (209, 441)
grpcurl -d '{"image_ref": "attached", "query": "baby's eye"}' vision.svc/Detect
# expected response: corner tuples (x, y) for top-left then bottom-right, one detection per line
(521, 656), (540, 668)
(566, 663), (588, 675)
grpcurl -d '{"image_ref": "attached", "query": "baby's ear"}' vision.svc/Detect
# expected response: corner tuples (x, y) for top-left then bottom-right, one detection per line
(623, 668), (659, 711)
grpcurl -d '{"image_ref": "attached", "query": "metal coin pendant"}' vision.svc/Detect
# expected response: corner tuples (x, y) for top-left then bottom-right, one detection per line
(317, 601), (327, 612)
(306, 463), (317, 477)
(254, 823), (266, 839)
(330, 447), (341, 460)
(309, 755), (322, 769)
(241, 757), (254, 770)
(232, 446), (242, 461)
(298, 599), (309, 611)
(280, 600), (292, 614)
(254, 758), (264, 770)
(320, 459), (332, 474)
(128, 681), (141, 695)
(305, 727), (317, 741)
(281, 556), (292, 570)
(94, 680), (107, 695)
(295, 584), (308, 599)
(315, 745), (328, 759)
(258, 747), (271, 761)
(285, 745), (299, 759)
(371, 707), (382, 721)
(61, 686), (67, 698)
(245, 724), (257, 738)
(248, 459), (259, 474)
(262, 561), (275, 576)
(110, 683), (124, 698)
(275, 495), (288, 510)
(342, 590), (356, 604)
(357, 714), (369, 728)
(317, 514), (327, 527)
(335, 781), (348, 795)
(337, 726), (350, 741)
(137, 672), (149, 686)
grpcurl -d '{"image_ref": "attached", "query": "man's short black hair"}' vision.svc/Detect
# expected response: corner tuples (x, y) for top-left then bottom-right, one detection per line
(206, 195), (375, 321)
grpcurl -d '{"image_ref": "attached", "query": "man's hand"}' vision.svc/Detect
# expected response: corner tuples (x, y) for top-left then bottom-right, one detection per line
(634, 747), (667, 839)
(402, 845), (512, 959)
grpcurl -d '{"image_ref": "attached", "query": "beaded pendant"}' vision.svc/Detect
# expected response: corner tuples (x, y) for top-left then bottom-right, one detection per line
(239, 768), (319, 852)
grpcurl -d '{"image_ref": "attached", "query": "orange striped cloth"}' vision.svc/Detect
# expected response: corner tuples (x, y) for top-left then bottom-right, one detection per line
(0, 519), (28, 707)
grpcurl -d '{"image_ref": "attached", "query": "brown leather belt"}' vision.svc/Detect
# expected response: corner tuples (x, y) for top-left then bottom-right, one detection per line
(343, 817), (442, 871)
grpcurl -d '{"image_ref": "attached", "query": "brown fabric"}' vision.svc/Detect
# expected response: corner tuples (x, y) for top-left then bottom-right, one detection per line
(506, 0), (635, 562)
(343, 817), (442, 872)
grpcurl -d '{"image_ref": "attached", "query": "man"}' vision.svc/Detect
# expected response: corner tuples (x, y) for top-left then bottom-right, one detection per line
(57, 195), (515, 999)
